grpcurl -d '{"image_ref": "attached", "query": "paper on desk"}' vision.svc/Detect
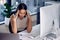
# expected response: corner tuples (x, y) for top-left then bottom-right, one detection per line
(20, 36), (33, 40)
(18, 24), (40, 40)
(18, 30), (34, 40)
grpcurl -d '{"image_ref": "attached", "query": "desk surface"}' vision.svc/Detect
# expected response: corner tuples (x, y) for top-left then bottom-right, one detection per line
(0, 24), (10, 33)
(18, 24), (40, 40)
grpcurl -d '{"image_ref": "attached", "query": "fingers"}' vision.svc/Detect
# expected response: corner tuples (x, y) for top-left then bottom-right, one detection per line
(16, 10), (19, 15)
(10, 14), (16, 20)
(15, 10), (19, 18)
(12, 14), (15, 18)
(10, 10), (19, 20)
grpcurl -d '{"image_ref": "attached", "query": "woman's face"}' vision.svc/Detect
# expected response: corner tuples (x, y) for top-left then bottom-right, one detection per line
(18, 9), (26, 19)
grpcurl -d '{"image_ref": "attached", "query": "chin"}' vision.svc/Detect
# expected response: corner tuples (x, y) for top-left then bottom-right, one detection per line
(20, 17), (23, 20)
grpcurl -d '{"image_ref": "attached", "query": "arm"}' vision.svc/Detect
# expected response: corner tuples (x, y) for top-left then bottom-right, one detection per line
(10, 14), (17, 34)
(27, 13), (32, 33)
(10, 10), (19, 34)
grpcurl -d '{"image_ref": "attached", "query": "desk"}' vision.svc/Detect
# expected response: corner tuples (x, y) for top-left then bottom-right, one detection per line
(0, 23), (40, 40)
(0, 24), (10, 33)
(0, 24), (40, 40)
(18, 24), (40, 40)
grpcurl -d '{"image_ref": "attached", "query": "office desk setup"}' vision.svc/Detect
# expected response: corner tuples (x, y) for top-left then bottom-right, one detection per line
(0, 24), (40, 40)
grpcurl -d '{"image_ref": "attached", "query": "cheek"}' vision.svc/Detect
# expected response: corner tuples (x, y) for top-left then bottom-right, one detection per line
(22, 14), (25, 17)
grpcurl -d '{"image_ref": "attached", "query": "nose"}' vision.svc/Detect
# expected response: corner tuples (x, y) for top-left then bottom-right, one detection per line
(20, 14), (25, 17)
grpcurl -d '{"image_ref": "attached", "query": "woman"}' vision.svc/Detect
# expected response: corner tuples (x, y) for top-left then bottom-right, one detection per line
(9, 3), (32, 34)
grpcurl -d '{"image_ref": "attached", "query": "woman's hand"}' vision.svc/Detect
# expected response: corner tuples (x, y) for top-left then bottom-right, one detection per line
(10, 14), (16, 22)
(15, 10), (19, 19)
(10, 10), (19, 20)
(26, 11), (31, 18)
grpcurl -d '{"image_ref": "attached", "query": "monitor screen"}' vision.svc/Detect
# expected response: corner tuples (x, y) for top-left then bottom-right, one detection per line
(40, 4), (59, 38)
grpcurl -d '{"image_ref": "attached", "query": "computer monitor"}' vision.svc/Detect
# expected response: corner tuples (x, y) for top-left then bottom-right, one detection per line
(40, 4), (59, 38)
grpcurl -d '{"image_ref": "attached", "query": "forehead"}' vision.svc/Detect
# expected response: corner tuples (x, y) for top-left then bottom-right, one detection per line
(19, 9), (26, 14)
(19, 9), (26, 12)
